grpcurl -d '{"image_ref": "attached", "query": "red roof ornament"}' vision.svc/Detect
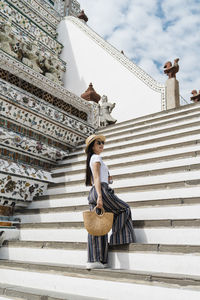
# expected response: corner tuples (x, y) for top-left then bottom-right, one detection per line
(77, 10), (88, 23)
(81, 83), (101, 103)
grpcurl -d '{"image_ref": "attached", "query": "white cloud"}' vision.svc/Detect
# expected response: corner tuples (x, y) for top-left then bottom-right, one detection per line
(78, 0), (200, 104)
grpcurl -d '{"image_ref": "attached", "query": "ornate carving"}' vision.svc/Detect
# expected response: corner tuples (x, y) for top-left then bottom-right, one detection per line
(0, 206), (12, 216)
(164, 58), (179, 79)
(66, 0), (81, 17)
(0, 148), (52, 170)
(99, 95), (117, 127)
(0, 127), (69, 162)
(0, 79), (94, 138)
(10, 0), (60, 36)
(42, 57), (65, 84)
(0, 159), (52, 182)
(0, 174), (47, 202)
(0, 19), (18, 58)
(22, 42), (43, 74)
(190, 90), (200, 103)
(0, 51), (99, 128)
(0, 98), (85, 147)
(0, 0), (62, 54)
(81, 83), (101, 103)
(66, 16), (166, 110)
(77, 10), (88, 23)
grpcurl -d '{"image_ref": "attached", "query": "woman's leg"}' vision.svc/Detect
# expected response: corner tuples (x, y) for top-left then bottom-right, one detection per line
(101, 183), (135, 245)
(87, 188), (108, 263)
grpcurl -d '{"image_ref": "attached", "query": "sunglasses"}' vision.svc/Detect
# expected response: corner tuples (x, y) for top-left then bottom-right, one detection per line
(96, 140), (105, 145)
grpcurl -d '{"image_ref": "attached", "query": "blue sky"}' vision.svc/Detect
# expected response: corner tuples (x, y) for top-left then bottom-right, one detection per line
(78, 0), (200, 104)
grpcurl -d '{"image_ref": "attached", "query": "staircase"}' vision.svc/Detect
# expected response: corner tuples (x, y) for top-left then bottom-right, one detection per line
(1, 103), (200, 299)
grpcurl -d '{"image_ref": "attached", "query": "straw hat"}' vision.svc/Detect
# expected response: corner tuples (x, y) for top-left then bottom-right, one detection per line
(85, 134), (106, 153)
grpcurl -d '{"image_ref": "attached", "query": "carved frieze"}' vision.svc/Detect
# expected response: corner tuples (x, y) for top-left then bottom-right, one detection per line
(0, 98), (85, 147)
(0, 127), (69, 162)
(0, 0), (62, 54)
(0, 174), (47, 202)
(10, 0), (59, 36)
(0, 51), (99, 128)
(0, 159), (52, 182)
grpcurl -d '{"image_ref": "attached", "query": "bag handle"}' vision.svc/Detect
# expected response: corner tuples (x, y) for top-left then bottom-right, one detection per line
(93, 206), (105, 216)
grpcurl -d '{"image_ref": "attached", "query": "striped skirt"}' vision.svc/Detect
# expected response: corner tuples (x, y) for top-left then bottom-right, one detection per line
(87, 182), (135, 263)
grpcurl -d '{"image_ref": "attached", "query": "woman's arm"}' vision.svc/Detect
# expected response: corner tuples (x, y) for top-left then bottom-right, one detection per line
(93, 162), (103, 209)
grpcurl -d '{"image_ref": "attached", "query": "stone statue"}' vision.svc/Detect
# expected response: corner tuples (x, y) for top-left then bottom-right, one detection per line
(164, 58), (179, 79)
(22, 41), (43, 73)
(44, 57), (61, 84)
(191, 90), (200, 103)
(99, 95), (117, 127)
(0, 20), (18, 58)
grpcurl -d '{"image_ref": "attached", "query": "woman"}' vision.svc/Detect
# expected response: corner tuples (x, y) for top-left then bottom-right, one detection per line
(85, 134), (134, 269)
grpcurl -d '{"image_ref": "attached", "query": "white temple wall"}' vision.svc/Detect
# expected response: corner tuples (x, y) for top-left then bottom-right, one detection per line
(57, 17), (164, 122)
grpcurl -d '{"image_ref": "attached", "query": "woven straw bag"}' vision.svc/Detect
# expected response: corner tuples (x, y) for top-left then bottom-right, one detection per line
(83, 207), (114, 236)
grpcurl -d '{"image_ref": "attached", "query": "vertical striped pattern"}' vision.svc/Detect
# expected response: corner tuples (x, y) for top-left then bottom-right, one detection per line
(87, 183), (135, 263)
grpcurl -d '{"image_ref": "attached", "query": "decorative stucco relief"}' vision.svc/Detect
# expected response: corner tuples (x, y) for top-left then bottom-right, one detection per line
(0, 127), (69, 162)
(0, 0), (62, 54)
(67, 0), (81, 17)
(0, 51), (99, 128)
(33, 0), (61, 20)
(0, 174), (47, 201)
(0, 98), (85, 146)
(0, 79), (95, 136)
(66, 16), (166, 110)
(0, 159), (52, 182)
(10, 0), (59, 36)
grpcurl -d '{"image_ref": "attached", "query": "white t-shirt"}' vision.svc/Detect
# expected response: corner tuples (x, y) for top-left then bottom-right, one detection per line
(90, 154), (109, 184)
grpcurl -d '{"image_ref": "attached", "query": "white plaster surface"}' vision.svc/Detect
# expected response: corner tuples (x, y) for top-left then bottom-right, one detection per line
(18, 227), (200, 245)
(1, 247), (200, 276)
(0, 268), (200, 300)
(57, 17), (163, 122)
(17, 204), (200, 223)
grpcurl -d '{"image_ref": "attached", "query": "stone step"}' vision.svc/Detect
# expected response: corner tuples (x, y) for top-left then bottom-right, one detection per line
(47, 173), (200, 196)
(68, 115), (200, 158)
(0, 260), (200, 300)
(56, 132), (200, 168)
(1, 241), (200, 276)
(100, 117), (200, 146)
(56, 105), (200, 161)
(53, 155), (200, 180)
(98, 103), (200, 134)
(0, 282), (100, 300)
(52, 160), (200, 183)
(16, 219), (200, 245)
(15, 202), (200, 223)
(29, 182), (200, 210)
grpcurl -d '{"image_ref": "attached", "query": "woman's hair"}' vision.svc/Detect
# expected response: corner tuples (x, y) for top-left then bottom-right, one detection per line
(85, 140), (95, 186)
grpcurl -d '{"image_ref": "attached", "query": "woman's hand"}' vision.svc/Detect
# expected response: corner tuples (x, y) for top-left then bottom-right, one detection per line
(96, 195), (103, 209)
(108, 176), (113, 184)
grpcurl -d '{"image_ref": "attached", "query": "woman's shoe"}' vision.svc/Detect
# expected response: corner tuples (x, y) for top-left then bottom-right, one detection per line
(86, 262), (106, 270)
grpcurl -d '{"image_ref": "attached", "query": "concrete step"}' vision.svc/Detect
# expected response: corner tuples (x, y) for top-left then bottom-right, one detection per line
(0, 282), (100, 300)
(15, 201), (200, 223)
(29, 181), (200, 209)
(46, 173), (200, 195)
(56, 133), (200, 169)
(56, 104), (200, 161)
(16, 219), (200, 245)
(1, 241), (200, 276)
(98, 103), (200, 134)
(100, 117), (200, 145)
(52, 157), (200, 183)
(0, 260), (200, 300)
